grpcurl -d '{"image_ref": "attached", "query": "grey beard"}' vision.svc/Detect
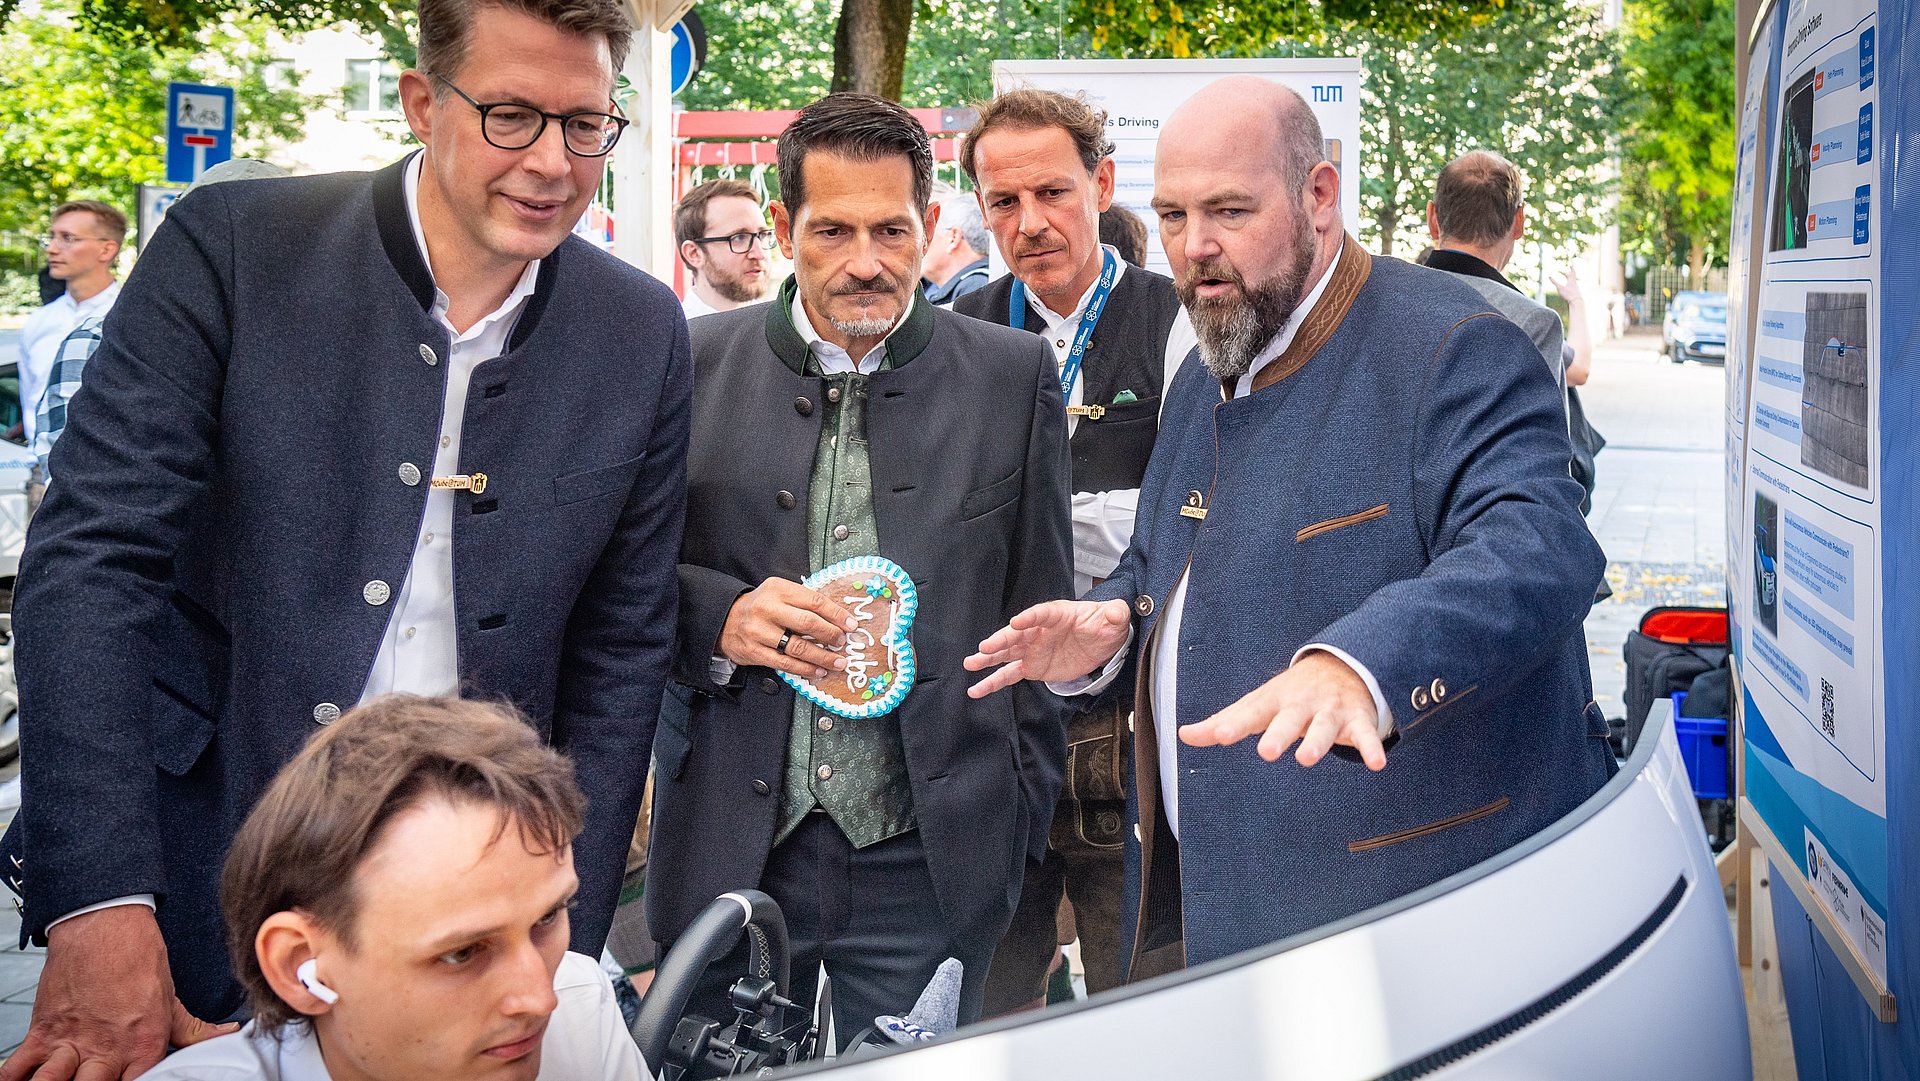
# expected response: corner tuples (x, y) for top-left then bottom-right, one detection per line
(830, 314), (895, 337)
(1191, 301), (1282, 382)
(1182, 228), (1315, 383)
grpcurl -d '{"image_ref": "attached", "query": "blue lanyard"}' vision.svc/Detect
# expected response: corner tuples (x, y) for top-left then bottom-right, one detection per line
(1010, 247), (1119, 402)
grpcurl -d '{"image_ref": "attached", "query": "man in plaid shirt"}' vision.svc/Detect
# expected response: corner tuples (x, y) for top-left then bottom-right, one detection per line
(32, 315), (102, 487)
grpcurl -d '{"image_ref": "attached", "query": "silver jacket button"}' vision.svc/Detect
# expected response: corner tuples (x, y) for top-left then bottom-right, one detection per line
(420, 343), (439, 366)
(363, 580), (392, 606)
(398, 462), (422, 486)
(313, 702), (341, 725)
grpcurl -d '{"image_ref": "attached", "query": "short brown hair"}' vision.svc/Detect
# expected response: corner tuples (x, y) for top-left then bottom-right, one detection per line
(51, 200), (127, 246)
(675, 179), (760, 268)
(1432, 150), (1525, 247)
(960, 88), (1115, 185)
(417, 0), (632, 85)
(221, 695), (585, 1029)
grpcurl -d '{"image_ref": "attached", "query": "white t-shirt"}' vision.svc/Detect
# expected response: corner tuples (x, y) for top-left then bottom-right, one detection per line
(138, 952), (647, 1081)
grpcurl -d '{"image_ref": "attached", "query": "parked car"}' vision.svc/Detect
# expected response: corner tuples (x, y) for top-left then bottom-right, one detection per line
(0, 359), (29, 765)
(1663, 291), (1729, 365)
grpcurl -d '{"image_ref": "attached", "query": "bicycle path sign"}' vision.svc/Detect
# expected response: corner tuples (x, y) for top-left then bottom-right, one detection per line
(167, 82), (234, 184)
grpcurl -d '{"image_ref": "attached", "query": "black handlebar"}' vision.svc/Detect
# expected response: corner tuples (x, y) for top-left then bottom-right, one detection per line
(633, 889), (793, 1073)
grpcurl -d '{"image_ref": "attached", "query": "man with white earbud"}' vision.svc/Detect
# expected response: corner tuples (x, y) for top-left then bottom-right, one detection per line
(140, 695), (648, 1081)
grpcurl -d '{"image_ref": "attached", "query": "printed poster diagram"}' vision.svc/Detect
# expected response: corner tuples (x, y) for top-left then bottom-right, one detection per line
(1769, 17), (1875, 255)
(1800, 291), (1870, 486)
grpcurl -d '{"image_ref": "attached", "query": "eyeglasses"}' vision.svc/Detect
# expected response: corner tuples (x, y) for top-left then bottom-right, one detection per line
(433, 73), (629, 158)
(42, 232), (110, 249)
(693, 230), (777, 255)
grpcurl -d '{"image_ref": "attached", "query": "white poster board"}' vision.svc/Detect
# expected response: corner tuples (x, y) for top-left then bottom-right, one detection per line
(990, 59), (1364, 279)
(1738, 0), (1892, 1000)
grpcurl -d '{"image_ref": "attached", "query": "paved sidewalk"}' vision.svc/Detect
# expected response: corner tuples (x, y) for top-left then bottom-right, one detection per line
(0, 885), (34, 1050)
(1578, 330), (1729, 721)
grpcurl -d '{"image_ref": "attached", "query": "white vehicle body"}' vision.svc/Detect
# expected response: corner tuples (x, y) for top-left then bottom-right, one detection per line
(807, 701), (1748, 1080)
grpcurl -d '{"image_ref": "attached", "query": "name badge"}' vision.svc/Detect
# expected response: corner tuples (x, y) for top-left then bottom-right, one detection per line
(431, 472), (488, 494)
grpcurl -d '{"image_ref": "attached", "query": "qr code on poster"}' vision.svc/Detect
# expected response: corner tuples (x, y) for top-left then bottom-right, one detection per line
(1821, 678), (1836, 738)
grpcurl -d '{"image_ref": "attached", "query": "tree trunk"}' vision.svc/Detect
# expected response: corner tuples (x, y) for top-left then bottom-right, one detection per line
(1687, 239), (1708, 289)
(832, 0), (914, 101)
(1376, 207), (1399, 256)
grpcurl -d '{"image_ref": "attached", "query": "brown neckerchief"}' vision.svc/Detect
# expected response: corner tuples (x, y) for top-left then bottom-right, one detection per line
(1220, 233), (1373, 399)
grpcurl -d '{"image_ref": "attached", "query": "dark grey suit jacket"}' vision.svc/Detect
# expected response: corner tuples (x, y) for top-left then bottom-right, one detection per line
(647, 288), (1074, 949)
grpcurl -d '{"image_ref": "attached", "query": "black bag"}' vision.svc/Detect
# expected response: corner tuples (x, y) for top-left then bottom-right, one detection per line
(1622, 606), (1730, 754)
(1567, 386), (1607, 515)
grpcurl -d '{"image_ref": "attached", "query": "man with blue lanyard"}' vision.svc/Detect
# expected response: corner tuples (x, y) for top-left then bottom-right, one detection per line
(955, 87), (1196, 1012)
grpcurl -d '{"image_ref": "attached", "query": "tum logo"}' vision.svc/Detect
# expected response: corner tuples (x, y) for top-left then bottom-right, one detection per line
(1311, 85), (1343, 103)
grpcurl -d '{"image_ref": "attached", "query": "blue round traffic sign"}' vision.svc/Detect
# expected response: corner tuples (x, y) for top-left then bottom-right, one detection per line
(669, 10), (707, 97)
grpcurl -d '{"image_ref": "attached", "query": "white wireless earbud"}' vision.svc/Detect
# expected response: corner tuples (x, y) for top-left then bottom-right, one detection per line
(296, 958), (340, 1005)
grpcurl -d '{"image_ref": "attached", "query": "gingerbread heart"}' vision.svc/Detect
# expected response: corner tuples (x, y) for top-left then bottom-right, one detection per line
(781, 556), (918, 719)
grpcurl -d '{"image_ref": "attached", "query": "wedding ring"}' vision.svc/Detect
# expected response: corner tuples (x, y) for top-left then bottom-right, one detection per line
(776, 630), (794, 655)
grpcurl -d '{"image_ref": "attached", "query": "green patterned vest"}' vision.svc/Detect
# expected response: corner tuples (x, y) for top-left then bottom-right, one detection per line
(770, 282), (930, 848)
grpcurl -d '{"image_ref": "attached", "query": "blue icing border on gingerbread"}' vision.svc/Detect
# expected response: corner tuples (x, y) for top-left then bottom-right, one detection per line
(780, 555), (917, 719)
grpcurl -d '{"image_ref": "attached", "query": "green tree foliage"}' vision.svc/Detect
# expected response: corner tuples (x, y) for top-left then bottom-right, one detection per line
(0, 2), (315, 261)
(1619, 0), (1735, 279)
(1311, 0), (1624, 257)
(682, 0), (1074, 112)
(1, 0), (404, 49)
(1062, 0), (1514, 57)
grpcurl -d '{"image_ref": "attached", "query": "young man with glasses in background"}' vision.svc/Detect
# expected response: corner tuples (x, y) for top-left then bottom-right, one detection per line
(673, 179), (775, 318)
(15, 201), (124, 448)
(0, 2), (688, 1078)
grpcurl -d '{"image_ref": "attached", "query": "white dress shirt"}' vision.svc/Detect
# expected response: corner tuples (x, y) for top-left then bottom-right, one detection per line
(706, 290), (918, 686)
(18, 279), (120, 447)
(1022, 249), (1200, 593)
(137, 952), (648, 1081)
(360, 152), (541, 701)
(1053, 241), (1392, 839)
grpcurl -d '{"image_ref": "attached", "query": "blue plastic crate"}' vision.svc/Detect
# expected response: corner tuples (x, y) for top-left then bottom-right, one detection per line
(1671, 691), (1731, 799)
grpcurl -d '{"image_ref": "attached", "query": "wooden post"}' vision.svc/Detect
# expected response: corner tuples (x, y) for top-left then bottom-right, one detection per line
(611, 0), (682, 281)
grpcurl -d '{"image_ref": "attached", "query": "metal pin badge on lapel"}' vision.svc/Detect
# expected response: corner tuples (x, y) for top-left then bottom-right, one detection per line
(1180, 489), (1208, 520)
(431, 472), (488, 495)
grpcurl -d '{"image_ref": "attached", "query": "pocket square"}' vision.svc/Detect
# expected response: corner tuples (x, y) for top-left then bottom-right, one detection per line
(1111, 389), (1139, 405)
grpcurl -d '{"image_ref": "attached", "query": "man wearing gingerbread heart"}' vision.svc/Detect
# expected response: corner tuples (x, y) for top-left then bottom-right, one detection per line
(652, 92), (1075, 1039)
(968, 77), (1613, 976)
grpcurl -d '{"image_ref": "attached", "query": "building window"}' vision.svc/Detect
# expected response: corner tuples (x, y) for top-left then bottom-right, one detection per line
(345, 58), (400, 114)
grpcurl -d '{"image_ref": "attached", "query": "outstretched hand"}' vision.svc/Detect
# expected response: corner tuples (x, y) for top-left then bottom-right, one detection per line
(964, 598), (1134, 698)
(1179, 650), (1389, 770)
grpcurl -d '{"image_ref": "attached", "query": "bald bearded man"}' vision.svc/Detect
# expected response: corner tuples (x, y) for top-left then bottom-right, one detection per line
(966, 77), (1614, 975)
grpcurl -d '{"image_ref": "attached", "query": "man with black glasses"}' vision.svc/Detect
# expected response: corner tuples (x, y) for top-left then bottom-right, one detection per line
(674, 179), (775, 317)
(0, 2), (687, 1078)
